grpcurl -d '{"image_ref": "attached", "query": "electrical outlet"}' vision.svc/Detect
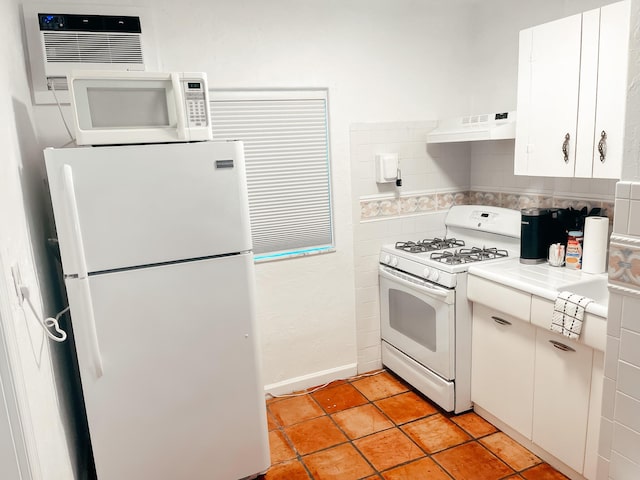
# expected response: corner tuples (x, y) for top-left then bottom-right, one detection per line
(11, 265), (24, 304)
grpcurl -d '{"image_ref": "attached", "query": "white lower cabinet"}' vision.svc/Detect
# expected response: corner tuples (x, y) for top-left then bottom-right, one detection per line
(471, 303), (535, 439)
(532, 329), (594, 474)
(469, 274), (605, 479)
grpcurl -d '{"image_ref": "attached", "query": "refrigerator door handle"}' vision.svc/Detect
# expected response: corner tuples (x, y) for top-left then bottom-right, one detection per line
(62, 164), (89, 279)
(79, 278), (104, 378)
(63, 165), (104, 378)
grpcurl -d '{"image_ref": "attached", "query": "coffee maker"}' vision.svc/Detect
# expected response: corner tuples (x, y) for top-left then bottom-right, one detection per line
(520, 208), (551, 264)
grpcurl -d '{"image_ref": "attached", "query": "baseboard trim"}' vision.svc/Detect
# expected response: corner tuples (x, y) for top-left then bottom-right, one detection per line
(264, 363), (358, 397)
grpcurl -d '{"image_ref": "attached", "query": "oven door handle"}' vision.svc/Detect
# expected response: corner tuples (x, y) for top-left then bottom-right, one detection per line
(379, 266), (452, 300)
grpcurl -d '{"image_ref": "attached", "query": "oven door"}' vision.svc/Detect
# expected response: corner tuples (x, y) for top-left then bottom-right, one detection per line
(379, 265), (455, 380)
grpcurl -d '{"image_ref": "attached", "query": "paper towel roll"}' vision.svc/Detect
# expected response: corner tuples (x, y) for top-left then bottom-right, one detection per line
(581, 216), (609, 274)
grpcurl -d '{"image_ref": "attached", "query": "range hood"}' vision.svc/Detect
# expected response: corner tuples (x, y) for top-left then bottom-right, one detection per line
(427, 111), (516, 144)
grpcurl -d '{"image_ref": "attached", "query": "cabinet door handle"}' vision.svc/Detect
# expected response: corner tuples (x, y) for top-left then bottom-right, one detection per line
(562, 133), (570, 163)
(492, 316), (512, 326)
(549, 339), (575, 352)
(598, 130), (607, 162)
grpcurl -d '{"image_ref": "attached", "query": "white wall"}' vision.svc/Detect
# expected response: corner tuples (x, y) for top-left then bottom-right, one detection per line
(31, 0), (475, 391)
(150, 0), (475, 387)
(0, 0), (77, 478)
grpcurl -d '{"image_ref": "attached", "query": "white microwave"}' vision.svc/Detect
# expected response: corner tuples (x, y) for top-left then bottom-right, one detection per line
(68, 71), (213, 145)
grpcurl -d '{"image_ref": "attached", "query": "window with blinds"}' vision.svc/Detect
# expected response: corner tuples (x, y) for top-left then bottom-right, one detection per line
(209, 89), (334, 260)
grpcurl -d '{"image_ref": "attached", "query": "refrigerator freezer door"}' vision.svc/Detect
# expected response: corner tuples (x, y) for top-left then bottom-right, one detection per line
(65, 253), (269, 480)
(45, 141), (251, 275)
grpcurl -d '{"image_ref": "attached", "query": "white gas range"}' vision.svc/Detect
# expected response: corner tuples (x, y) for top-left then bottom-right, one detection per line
(379, 205), (521, 413)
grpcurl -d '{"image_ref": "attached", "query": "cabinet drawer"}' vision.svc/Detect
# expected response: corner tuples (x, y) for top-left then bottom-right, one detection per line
(468, 275), (531, 322)
(530, 296), (606, 351)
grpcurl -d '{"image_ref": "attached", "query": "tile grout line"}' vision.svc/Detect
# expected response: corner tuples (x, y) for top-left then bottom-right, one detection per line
(264, 370), (564, 479)
(348, 375), (457, 479)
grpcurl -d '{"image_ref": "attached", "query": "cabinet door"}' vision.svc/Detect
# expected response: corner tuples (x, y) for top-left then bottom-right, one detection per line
(514, 14), (582, 177)
(532, 329), (593, 473)
(591, 0), (631, 179)
(574, 9), (600, 178)
(471, 304), (536, 439)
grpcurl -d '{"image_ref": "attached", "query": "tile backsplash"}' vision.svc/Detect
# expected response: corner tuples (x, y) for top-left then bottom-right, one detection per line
(360, 191), (469, 220)
(360, 189), (614, 222)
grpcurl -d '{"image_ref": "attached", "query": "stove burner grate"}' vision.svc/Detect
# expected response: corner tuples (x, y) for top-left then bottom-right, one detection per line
(421, 237), (466, 250)
(430, 247), (509, 264)
(394, 241), (426, 253)
(395, 237), (465, 253)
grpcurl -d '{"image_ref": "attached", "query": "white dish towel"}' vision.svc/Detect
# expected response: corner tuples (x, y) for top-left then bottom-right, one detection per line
(551, 291), (594, 340)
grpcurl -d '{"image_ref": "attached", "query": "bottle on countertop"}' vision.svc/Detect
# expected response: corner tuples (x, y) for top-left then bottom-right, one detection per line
(565, 230), (583, 269)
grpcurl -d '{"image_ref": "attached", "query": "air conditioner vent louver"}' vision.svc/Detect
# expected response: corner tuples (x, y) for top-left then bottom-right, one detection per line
(43, 32), (143, 64)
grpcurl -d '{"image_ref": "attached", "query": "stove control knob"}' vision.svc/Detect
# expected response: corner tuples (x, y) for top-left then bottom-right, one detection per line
(390, 257), (399, 267)
(383, 254), (391, 264)
(423, 267), (431, 278)
(429, 270), (440, 282)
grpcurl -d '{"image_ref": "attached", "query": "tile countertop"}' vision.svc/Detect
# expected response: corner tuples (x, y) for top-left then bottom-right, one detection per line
(467, 258), (609, 318)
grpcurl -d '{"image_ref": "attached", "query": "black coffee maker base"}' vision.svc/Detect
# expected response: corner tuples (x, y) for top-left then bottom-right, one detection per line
(519, 257), (547, 265)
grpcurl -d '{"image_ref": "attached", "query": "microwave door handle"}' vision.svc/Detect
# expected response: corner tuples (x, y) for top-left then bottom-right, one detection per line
(63, 165), (104, 378)
(171, 73), (188, 140)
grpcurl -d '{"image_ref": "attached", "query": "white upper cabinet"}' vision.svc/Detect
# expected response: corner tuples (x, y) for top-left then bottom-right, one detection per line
(515, 14), (582, 177)
(515, 0), (630, 178)
(590, 1), (631, 178)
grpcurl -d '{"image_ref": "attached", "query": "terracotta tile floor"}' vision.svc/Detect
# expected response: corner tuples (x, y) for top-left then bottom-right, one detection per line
(260, 370), (569, 480)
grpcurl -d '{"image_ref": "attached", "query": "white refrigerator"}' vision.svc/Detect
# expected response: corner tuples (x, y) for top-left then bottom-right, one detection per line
(44, 141), (270, 480)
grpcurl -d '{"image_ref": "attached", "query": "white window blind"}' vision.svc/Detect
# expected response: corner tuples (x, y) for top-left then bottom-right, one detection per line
(209, 89), (334, 260)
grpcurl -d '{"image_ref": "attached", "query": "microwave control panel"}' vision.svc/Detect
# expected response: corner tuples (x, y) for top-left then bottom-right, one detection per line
(183, 81), (208, 128)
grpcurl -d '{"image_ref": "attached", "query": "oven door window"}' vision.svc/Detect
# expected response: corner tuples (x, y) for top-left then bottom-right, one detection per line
(389, 289), (437, 351)
(379, 274), (455, 381)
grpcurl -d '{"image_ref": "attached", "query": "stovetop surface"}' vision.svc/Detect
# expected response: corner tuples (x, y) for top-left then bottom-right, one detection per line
(379, 205), (521, 285)
(383, 241), (512, 271)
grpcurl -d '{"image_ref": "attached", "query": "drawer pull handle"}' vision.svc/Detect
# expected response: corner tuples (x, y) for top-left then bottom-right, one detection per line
(549, 340), (575, 352)
(492, 316), (512, 326)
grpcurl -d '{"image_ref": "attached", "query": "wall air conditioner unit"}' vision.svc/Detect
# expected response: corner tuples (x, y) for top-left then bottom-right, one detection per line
(23, 3), (159, 105)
